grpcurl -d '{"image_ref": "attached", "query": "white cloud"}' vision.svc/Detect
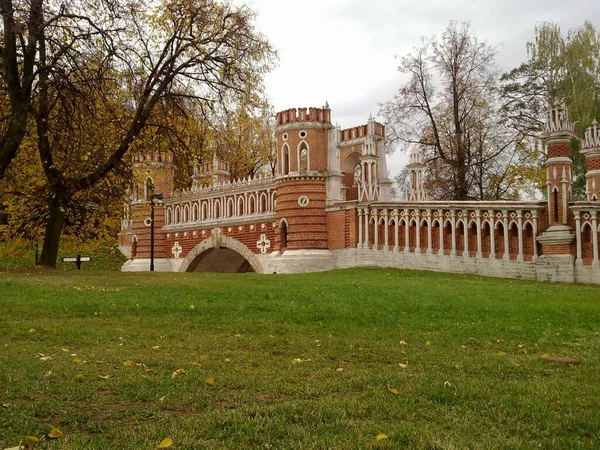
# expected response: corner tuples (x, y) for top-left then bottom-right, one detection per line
(240, 0), (599, 175)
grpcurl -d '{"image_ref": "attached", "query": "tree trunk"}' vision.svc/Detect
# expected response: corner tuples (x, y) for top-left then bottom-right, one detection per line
(37, 197), (65, 268)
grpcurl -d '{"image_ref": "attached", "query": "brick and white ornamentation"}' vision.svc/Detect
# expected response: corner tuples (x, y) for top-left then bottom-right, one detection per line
(117, 105), (600, 284)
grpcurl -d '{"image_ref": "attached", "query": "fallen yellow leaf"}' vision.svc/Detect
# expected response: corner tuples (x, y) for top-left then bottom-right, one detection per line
(75, 374), (84, 382)
(152, 345), (160, 350)
(425, 341), (432, 346)
(171, 368), (186, 378)
(157, 437), (173, 448)
(73, 357), (82, 364)
(375, 433), (388, 441)
(387, 386), (400, 395)
(27, 436), (40, 443)
(48, 427), (63, 439)
(98, 375), (110, 380)
(28, 328), (36, 333)
(123, 360), (133, 367)
(188, 304), (196, 310)
(398, 362), (408, 369)
(497, 352), (506, 357)
(1, 403), (10, 408)
(205, 377), (215, 385)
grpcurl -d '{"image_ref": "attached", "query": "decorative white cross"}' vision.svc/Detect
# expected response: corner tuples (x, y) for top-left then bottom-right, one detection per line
(172, 241), (182, 259)
(256, 234), (271, 254)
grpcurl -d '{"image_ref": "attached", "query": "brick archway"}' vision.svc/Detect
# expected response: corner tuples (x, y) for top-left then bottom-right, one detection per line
(178, 233), (265, 273)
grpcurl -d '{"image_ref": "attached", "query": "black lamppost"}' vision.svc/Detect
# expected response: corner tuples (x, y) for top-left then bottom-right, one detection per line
(149, 184), (163, 272)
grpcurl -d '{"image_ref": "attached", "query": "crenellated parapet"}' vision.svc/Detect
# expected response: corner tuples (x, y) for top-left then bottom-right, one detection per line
(542, 103), (576, 140)
(276, 107), (331, 125)
(132, 152), (174, 166)
(339, 122), (385, 142)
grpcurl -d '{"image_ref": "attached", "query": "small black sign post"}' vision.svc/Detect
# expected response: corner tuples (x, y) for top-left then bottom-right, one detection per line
(61, 254), (91, 270)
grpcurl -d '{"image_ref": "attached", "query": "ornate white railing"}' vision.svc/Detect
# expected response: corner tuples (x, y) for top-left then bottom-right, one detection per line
(357, 202), (546, 262)
(571, 203), (600, 266)
(163, 177), (277, 228)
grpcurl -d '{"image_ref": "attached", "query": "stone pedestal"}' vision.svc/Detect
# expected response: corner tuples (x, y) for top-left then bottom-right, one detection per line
(536, 225), (575, 282)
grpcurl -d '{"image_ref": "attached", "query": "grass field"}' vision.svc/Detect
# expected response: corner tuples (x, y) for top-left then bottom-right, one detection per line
(0, 268), (599, 449)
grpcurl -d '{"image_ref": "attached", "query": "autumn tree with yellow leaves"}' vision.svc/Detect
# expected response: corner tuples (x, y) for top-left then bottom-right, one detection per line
(0, 0), (275, 267)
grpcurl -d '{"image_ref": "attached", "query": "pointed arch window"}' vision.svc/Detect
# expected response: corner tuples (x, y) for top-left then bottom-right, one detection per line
(298, 141), (309, 173)
(553, 188), (559, 223)
(280, 219), (288, 249)
(144, 177), (154, 201)
(282, 144), (290, 175)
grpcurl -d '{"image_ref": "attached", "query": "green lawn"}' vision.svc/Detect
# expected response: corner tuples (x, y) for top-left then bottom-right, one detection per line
(0, 268), (599, 449)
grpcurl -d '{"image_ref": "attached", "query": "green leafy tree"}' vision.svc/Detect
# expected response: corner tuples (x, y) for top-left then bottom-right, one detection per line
(501, 21), (600, 199)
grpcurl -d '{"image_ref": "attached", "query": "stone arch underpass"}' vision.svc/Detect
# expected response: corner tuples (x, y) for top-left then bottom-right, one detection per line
(177, 234), (265, 274)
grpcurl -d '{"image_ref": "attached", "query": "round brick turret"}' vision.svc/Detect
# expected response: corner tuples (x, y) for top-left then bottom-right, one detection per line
(274, 106), (333, 251)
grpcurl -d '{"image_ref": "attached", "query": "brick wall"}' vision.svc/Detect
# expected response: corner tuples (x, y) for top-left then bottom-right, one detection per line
(164, 223), (276, 260)
(275, 178), (328, 250)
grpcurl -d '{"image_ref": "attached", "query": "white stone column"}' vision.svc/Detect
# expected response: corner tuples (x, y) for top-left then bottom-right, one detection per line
(575, 211), (582, 265)
(592, 212), (599, 267)
(383, 209), (389, 251)
(427, 210), (433, 254)
(438, 209), (444, 256)
(357, 208), (363, 248)
(532, 212), (539, 261)
(462, 210), (469, 257)
(476, 210), (482, 259)
(451, 210), (457, 256)
(394, 209), (399, 252)
(404, 209), (410, 254)
(503, 210), (509, 261)
(561, 168), (568, 225)
(364, 209), (370, 249)
(517, 211), (524, 262)
(415, 209), (421, 254)
(489, 210), (496, 259)
(373, 209), (379, 250)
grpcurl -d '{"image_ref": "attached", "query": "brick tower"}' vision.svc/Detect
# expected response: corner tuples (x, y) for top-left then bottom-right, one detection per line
(192, 154), (231, 189)
(406, 147), (427, 201)
(537, 104), (576, 276)
(581, 119), (600, 201)
(119, 152), (175, 271)
(273, 107), (333, 251)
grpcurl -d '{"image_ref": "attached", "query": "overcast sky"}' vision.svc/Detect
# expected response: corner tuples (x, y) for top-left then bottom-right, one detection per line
(240, 0), (599, 175)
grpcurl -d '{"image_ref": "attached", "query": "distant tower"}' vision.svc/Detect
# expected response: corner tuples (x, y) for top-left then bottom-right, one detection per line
(192, 154), (231, 189)
(131, 152), (175, 201)
(274, 107), (333, 251)
(120, 151), (175, 270)
(406, 147), (427, 201)
(356, 114), (391, 202)
(581, 119), (600, 201)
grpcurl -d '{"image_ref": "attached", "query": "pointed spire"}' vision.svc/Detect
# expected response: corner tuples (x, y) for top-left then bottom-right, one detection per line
(583, 118), (600, 149)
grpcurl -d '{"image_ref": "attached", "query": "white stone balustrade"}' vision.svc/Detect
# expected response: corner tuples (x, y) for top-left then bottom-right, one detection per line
(163, 176), (277, 229)
(357, 201), (545, 262)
